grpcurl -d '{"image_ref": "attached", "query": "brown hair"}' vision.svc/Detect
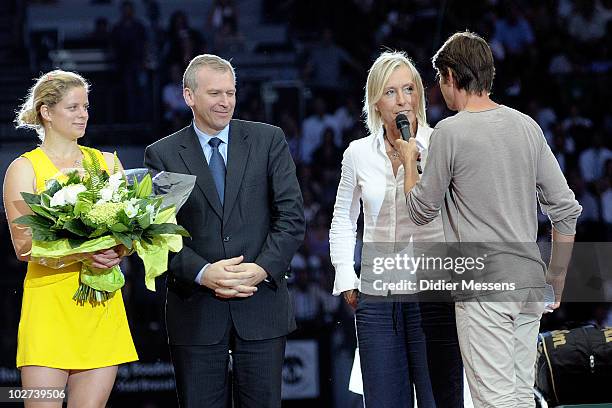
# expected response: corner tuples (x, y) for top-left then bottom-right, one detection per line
(432, 31), (495, 95)
(15, 70), (89, 140)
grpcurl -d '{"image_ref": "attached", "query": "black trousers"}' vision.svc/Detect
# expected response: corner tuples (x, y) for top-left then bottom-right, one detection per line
(170, 320), (286, 408)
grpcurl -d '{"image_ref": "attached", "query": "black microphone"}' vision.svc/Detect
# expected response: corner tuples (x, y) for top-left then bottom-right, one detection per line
(395, 113), (412, 141)
(395, 114), (422, 174)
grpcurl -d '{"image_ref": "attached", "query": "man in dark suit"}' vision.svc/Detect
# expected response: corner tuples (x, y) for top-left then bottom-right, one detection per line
(144, 54), (305, 408)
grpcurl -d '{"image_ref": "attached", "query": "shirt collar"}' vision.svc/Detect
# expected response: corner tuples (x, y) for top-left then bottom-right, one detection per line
(373, 127), (386, 153)
(193, 122), (230, 145)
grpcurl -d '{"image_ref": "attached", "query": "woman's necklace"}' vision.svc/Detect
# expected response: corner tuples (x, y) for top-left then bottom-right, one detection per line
(41, 146), (83, 167)
(384, 134), (400, 159)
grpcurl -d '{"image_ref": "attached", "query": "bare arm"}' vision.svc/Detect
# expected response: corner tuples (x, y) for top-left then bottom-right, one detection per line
(3, 157), (36, 261)
(403, 148), (420, 195)
(535, 133), (581, 309)
(391, 137), (420, 195)
(546, 228), (575, 309)
(3, 153), (126, 268)
(102, 151), (124, 174)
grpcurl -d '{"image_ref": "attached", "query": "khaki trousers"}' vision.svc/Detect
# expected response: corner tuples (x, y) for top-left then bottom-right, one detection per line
(455, 288), (544, 408)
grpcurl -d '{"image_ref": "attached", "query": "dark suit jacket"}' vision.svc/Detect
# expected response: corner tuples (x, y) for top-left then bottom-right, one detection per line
(144, 120), (304, 345)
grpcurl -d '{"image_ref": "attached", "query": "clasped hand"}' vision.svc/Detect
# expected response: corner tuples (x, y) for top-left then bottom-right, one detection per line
(200, 255), (268, 299)
(86, 245), (128, 269)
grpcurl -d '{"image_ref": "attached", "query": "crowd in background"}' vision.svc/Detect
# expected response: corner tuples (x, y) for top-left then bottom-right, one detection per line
(271, 0), (612, 332)
(0, 0), (611, 403)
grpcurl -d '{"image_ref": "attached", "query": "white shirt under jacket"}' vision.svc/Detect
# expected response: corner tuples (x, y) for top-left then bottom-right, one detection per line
(329, 125), (445, 296)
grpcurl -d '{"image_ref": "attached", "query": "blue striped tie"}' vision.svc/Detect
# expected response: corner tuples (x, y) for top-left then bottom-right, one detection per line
(208, 137), (226, 204)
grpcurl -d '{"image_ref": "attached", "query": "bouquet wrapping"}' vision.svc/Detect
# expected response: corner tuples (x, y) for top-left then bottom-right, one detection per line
(14, 149), (195, 303)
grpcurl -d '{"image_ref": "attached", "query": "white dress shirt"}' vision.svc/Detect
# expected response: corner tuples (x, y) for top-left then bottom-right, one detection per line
(192, 122), (272, 285)
(193, 122), (229, 284)
(329, 125), (444, 296)
(194, 122), (229, 164)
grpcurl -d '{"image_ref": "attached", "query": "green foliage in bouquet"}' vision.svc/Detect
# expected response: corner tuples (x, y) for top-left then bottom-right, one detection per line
(14, 150), (190, 304)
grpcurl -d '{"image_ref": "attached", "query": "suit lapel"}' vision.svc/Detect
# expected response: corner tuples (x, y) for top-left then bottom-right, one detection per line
(178, 125), (224, 219)
(223, 120), (251, 225)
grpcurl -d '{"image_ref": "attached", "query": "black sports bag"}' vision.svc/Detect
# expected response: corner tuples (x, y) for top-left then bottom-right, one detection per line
(535, 326), (612, 405)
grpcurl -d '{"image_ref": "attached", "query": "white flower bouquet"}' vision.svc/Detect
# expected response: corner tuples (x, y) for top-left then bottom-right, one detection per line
(14, 149), (195, 303)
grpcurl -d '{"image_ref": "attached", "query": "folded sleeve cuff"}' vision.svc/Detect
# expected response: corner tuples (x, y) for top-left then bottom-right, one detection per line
(194, 263), (210, 285)
(333, 265), (360, 296)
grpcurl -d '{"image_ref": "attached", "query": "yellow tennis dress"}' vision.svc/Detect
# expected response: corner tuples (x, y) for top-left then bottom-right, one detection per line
(16, 146), (138, 369)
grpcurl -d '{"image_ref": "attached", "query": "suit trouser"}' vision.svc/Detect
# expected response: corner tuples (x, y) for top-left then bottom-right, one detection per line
(170, 319), (286, 408)
(455, 288), (544, 408)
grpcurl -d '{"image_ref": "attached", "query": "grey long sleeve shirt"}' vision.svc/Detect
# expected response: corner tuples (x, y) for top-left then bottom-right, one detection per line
(406, 105), (582, 293)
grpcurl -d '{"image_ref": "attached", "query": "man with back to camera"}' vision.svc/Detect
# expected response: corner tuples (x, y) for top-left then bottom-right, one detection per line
(392, 32), (582, 407)
(144, 54), (305, 408)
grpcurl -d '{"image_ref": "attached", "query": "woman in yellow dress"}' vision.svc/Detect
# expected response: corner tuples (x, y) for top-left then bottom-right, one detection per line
(3, 70), (138, 407)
